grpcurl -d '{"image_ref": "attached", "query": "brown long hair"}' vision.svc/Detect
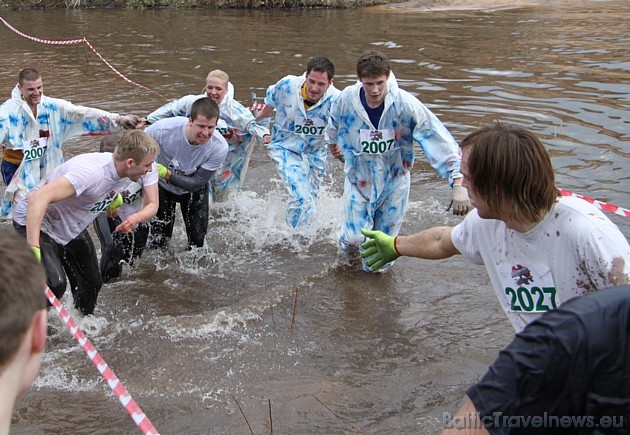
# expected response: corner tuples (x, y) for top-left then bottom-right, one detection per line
(461, 123), (558, 224)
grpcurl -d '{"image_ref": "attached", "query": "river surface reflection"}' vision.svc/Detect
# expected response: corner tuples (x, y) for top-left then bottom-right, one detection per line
(2, 2), (628, 433)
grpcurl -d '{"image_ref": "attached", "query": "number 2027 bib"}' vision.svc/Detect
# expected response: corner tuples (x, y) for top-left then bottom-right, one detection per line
(500, 262), (558, 313)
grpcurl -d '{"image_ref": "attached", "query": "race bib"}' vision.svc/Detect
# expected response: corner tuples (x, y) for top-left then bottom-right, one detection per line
(216, 119), (232, 139)
(294, 117), (326, 136)
(23, 137), (48, 162)
(89, 192), (118, 213)
(359, 129), (395, 155)
(122, 184), (143, 205)
(500, 263), (558, 313)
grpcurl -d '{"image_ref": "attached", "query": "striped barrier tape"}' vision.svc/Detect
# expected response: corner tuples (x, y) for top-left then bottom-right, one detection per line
(0, 16), (167, 101)
(247, 102), (266, 112)
(560, 189), (630, 218)
(45, 287), (159, 435)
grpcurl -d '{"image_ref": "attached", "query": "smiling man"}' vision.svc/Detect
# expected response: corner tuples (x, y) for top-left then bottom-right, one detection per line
(256, 56), (340, 228)
(144, 70), (270, 202)
(0, 68), (140, 218)
(145, 97), (228, 249)
(11, 130), (160, 315)
(327, 51), (470, 272)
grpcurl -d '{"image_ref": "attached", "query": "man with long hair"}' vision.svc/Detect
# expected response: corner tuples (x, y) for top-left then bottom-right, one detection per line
(362, 123), (629, 331)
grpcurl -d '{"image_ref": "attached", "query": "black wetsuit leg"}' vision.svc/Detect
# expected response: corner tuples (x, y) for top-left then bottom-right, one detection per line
(61, 228), (102, 315)
(150, 186), (178, 249)
(13, 223), (67, 301)
(180, 184), (209, 248)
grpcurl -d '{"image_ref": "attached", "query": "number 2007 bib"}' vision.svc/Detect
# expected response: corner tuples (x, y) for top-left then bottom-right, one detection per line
(23, 137), (48, 162)
(359, 129), (395, 155)
(294, 117), (326, 136)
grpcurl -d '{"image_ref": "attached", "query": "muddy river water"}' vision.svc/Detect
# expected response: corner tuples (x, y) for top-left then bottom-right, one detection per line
(1, 1), (629, 433)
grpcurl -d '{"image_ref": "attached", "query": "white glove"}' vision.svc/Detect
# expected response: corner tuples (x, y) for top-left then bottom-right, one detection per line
(117, 114), (140, 130)
(450, 184), (471, 216)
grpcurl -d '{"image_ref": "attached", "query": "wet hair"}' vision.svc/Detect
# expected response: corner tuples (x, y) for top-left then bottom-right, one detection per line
(356, 51), (391, 79)
(205, 70), (229, 87)
(113, 130), (160, 164)
(306, 56), (335, 81)
(460, 123), (558, 225)
(190, 97), (220, 122)
(18, 68), (41, 86)
(100, 132), (122, 153)
(0, 230), (46, 370)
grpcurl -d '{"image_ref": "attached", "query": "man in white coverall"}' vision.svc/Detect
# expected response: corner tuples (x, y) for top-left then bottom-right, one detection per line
(144, 69), (270, 201)
(327, 51), (470, 272)
(256, 56), (341, 228)
(0, 68), (140, 218)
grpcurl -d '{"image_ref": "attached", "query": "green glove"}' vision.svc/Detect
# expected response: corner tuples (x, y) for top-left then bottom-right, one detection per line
(31, 245), (41, 262)
(157, 163), (168, 179)
(360, 228), (399, 271)
(108, 193), (123, 214)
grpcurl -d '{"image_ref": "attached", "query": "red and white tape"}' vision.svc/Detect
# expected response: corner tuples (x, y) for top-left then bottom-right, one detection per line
(247, 102), (266, 112)
(560, 189), (630, 218)
(0, 16), (167, 101)
(45, 287), (159, 435)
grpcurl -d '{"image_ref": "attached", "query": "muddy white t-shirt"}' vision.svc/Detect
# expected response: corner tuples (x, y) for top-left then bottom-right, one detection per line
(13, 153), (130, 245)
(146, 117), (228, 196)
(451, 195), (630, 332)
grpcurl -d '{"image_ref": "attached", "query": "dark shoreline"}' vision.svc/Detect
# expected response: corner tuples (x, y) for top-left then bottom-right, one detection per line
(0, 0), (393, 9)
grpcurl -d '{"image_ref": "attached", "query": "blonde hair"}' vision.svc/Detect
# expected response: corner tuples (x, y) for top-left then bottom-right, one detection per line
(205, 70), (229, 87)
(113, 130), (160, 164)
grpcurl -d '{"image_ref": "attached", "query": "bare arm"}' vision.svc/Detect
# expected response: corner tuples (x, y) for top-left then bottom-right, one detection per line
(26, 177), (76, 248)
(114, 182), (159, 234)
(441, 397), (490, 435)
(395, 226), (459, 260)
(255, 104), (274, 121)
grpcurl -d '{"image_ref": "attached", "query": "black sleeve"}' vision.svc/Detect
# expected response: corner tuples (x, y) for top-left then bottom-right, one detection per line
(166, 167), (214, 193)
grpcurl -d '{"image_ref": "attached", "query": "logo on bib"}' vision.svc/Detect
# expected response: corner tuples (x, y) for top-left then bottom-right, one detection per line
(369, 130), (383, 141)
(511, 264), (534, 285)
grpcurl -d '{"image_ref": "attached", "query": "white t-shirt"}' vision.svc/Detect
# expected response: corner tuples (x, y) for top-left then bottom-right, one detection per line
(117, 162), (158, 221)
(13, 153), (130, 245)
(145, 117), (228, 196)
(451, 195), (630, 332)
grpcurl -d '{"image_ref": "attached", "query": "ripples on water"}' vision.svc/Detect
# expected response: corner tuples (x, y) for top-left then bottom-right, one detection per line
(2, 2), (628, 433)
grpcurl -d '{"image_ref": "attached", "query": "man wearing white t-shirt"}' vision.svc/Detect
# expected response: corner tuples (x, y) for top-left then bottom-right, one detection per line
(12, 130), (160, 315)
(361, 123), (630, 332)
(93, 133), (160, 283)
(145, 97), (228, 249)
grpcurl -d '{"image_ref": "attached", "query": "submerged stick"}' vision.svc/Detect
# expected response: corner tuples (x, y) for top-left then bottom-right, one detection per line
(268, 398), (273, 434)
(313, 395), (366, 434)
(290, 286), (299, 330)
(230, 393), (254, 435)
